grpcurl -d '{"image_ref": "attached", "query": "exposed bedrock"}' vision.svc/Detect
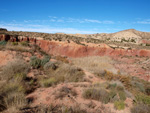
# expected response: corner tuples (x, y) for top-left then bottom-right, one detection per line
(1, 33), (150, 58)
(37, 40), (150, 58)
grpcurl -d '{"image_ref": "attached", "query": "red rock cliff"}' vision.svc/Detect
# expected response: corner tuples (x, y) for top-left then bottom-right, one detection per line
(37, 40), (150, 58)
(1, 34), (150, 58)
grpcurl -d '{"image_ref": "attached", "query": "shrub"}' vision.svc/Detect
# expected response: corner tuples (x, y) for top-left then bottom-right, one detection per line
(30, 56), (41, 69)
(0, 80), (26, 112)
(0, 59), (29, 80)
(41, 55), (51, 66)
(43, 61), (57, 70)
(4, 92), (27, 112)
(61, 105), (87, 113)
(114, 101), (125, 110)
(109, 90), (118, 102)
(40, 78), (57, 87)
(71, 56), (117, 74)
(103, 70), (132, 90)
(108, 83), (117, 89)
(135, 94), (150, 105)
(132, 81), (145, 93)
(1, 82), (25, 94)
(20, 41), (29, 46)
(118, 91), (126, 101)
(131, 104), (150, 113)
(0, 40), (7, 46)
(6, 45), (32, 53)
(65, 66), (85, 82)
(82, 88), (110, 104)
(46, 63), (85, 83)
(12, 42), (18, 46)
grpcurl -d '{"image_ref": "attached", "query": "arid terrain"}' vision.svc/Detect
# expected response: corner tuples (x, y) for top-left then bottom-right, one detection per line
(0, 28), (150, 113)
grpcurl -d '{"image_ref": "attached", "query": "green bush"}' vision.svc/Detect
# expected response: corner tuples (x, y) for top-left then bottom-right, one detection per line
(12, 42), (18, 46)
(114, 101), (125, 110)
(0, 40), (7, 46)
(132, 81), (145, 93)
(135, 94), (150, 105)
(20, 41), (29, 46)
(30, 56), (51, 69)
(118, 91), (126, 101)
(109, 90), (118, 102)
(30, 56), (41, 69)
(41, 55), (51, 66)
(82, 88), (110, 104)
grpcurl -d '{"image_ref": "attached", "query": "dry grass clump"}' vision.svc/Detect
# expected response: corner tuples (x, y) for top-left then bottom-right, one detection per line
(131, 104), (150, 113)
(0, 59), (29, 112)
(0, 59), (30, 80)
(40, 78), (57, 87)
(71, 56), (117, 74)
(20, 41), (29, 46)
(82, 87), (110, 104)
(114, 101), (125, 110)
(135, 94), (150, 105)
(4, 92), (27, 113)
(36, 104), (87, 113)
(44, 61), (85, 83)
(55, 55), (69, 63)
(0, 79), (27, 112)
(5, 44), (31, 53)
(54, 64), (85, 82)
(61, 105), (87, 113)
(99, 70), (132, 90)
(83, 81), (129, 110)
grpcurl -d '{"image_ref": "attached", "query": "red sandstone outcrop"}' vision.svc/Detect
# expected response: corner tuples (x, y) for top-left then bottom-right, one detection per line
(1, 33), (150, 58)
(37, 40), (150, 58)
(0, 34), (36, 43)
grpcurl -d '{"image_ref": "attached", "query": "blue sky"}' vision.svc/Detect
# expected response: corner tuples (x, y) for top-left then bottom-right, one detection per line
(0, 0), (150, 34)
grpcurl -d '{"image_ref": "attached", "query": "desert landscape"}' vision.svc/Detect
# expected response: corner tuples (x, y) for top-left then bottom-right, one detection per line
(0, 28), (150, 113)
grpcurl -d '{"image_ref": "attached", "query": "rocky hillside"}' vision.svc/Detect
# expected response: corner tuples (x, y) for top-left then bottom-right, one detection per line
(0, 28), (150, 113)
(79, 29), (150, 44)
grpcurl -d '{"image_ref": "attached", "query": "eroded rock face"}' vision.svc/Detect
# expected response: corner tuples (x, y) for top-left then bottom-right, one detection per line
(1, 34), (150, 58)
(37, 40), (150, 58)
(0, 34), (36, 43)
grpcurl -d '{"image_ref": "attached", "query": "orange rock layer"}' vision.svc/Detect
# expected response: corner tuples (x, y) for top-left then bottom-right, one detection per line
(37, 40), (150, 58)
(1, 34), (150, 58)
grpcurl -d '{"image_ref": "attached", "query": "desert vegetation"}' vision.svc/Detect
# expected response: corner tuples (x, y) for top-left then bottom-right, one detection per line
(0, 30), (150, 113)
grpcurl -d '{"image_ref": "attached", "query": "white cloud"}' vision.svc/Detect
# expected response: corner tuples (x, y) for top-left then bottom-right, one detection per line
(48, 16), (57, 19)
(84, 19), (102, 23)
(0, 16), (115, 34)
(137, 19), (150, 24)
(48, 16), (114, 24)
(103, 21), (114, 24)
(0, 23), (99, 34)
(50, 19), (56, 22)
(57, 19), (64, 22)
